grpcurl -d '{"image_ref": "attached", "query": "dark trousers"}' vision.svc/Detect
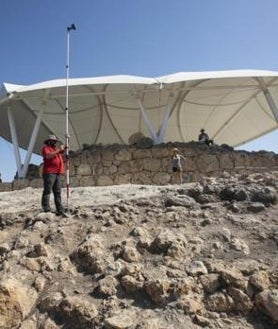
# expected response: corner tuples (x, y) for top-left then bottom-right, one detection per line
(205, 139), (214, 146)
(41, 173), (64, 213)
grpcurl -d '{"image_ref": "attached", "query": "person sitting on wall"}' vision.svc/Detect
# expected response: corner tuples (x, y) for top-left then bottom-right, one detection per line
(198, 129), (214, 146)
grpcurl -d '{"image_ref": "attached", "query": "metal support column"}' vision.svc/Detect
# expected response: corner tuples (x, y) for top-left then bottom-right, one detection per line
(7, 108), (23, 177)
(21, 105), (45, 178)
(136, 97), (159, 143)
(157, 93), (175, 143)
(257, 78), (278, 123)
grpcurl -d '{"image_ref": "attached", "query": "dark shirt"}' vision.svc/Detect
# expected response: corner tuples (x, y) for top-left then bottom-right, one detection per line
(199, 132), (209, 142)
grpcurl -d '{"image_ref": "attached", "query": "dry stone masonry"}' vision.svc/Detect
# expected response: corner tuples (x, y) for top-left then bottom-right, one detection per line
(0, 142), (278, 191)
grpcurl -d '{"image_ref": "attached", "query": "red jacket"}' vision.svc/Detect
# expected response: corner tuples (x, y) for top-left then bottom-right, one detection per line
(42, 145), (65, 174)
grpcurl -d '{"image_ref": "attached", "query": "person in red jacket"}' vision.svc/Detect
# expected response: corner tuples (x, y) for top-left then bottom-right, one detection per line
(41, 134), (66, 216)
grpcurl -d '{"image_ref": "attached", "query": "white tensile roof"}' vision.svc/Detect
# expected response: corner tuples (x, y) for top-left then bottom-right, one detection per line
(0, 69), (278, 155)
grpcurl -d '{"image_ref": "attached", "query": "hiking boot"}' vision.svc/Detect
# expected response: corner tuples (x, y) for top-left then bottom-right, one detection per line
(56, 211), (69, 218)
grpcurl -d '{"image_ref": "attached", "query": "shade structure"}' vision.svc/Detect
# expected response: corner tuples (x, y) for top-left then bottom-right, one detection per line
(0, 70), (278, 163)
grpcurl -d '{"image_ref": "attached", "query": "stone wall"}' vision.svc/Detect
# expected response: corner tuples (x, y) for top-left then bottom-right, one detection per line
(0, 142), (278, 192)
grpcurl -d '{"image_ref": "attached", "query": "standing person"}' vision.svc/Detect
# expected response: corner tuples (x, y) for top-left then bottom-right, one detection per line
(0, 173), (2, 183)
(172, 148), (186, 184)
(41, 134), (66, 216)
(198, 129), (213, 146)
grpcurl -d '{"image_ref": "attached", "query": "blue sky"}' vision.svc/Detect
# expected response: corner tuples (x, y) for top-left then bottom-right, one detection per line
(1, 0), (278, 182)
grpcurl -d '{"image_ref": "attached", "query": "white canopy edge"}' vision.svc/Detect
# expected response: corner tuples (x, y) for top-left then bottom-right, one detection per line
(3, 75), (156, 94)
(157, 69), (278, 83)
(2, 69), (278, 96)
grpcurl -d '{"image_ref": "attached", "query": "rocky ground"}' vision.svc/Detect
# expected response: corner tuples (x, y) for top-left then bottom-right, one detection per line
(0, 171), (277, 329)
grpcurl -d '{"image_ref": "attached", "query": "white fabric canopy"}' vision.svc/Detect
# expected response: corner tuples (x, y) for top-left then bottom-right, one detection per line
(1, 69), (278, 157)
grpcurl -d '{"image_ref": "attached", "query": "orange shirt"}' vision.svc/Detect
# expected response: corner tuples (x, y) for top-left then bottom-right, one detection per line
(42, 145), (64, 174)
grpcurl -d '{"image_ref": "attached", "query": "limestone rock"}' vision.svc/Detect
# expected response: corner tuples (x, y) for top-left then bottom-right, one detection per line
(251, 187), (277, 205)
(38, 318), (60, 329)
(122, 246), (141, 263)
(176, 295), (203, 315)
(143, 158), (161, 171)
(104, 313), (134, 329)
(76, 163), (92, 176)
(186, 261), (208, 276)
(152, 172), (171, 185)
(98, 275), (118, 296)
(230, 238), (250, 255)
(235, 188), (249, 201)
(14, 236), (30, 249)
(172, 277), (197, 297)
(167, 239), (187, 259)
(0, 287), (22, 328)
(121, 275), (143, 293)
(247, 202), (266, 213)
(27, 243), (48, 258)
(70, 234), (112, 275)
(219, 186), (236, 201)
(199, 273), (221, 294)
(220, 227), (232, 242)
(59, 296), (98, 327)
(145, 279), (170, 304)
(33, 276), (46, 292)
(121, 263), (143, 276)
(128, 132), (145, 145)
(165, 194), (196, 208)
(193, 315), (211, 327)
(151, 229), (177, 253)
(97, 175), (114, 186)
(220, 268), (246, 290)
(136, 317), (159, 329)
(249, 271), (270, 292)
(228, 287), (253, 315)
(0, 278), (38, 329)
(131, 227), (152, 249)
(151, 147), (170, 158)
(256, 289), (278, 322)
(20, 317), (37, 329)
(137, 137), (154, 149)
(115, 149), (132, 161)
(21, 257), (42, 271)
(0, 242), (10, 256)
(219, 153), (234, 170)
(39, 292), (63, 313)
(196, 154), (219, 173)
(206, 292), (234, 313)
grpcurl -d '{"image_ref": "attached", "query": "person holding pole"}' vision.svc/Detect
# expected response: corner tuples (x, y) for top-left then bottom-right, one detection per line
(41, 134), (67, 217)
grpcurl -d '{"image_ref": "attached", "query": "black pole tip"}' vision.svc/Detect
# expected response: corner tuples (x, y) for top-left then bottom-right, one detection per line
(67, 24), (76, 31)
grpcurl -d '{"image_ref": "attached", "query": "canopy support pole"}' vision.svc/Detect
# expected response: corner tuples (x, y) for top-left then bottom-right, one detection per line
(257, 78), (278, 123)
(7, 91), (48, 179)
(136, 97), (159, 143)
(156, 93), (175, 143)
(7, 108), (23, 178)
(21, 105), (45, 178)
(135, 92), (177, 144)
